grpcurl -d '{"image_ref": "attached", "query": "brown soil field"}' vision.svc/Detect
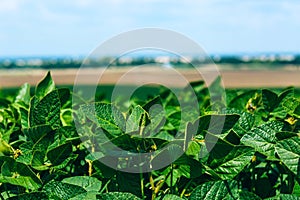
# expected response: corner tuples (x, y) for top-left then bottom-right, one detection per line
(1, 68), (300, 89)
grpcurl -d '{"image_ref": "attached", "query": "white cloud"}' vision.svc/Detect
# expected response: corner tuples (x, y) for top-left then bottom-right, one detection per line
(0, 0), (21, 12)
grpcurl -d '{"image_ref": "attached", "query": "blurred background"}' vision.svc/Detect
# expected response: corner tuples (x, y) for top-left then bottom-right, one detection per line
(0, 0), (300, 87)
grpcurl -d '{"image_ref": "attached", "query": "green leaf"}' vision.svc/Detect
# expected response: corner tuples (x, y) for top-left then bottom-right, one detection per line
(275, 136), (300, 176)
(23, 124), (53, 143)
(207, 134), (255, 179)
(30, 90), (61, 128)
(224, 109), (255, 137)
(185, 140), (201, 159)
(69, 191), (100, 200)
(262, 89), (278, 112)
(43, 180), (86, 199)
(271, 88), (294, 119)
(20, 106), (29, 129)
(162, 194), (185, 200)
(14, 83), (31, 104)
(0, 156), (42, 190)
(174, 154), (204, 178)
(293, 181), (300, 196)
(143, 97), (166, 136)
(197, 114), (240, 136)
(47, 142), (72, 166)
(96, 192), (142, 200)
(58, 88), (71, 106)
(211, 145), (254, 179)
(116, 172), (141, 197)
(190, 180), (239, 200)
(151, 144), (184, 169)
(7, 192), (48, 200)
(126, 105), (147, 134)
(62, 176), (102, 192)
(81, 103), (125, 137)
(228, 90), (258, 111)
(35, 71), (55, 99)
(241, 121), (283, 156)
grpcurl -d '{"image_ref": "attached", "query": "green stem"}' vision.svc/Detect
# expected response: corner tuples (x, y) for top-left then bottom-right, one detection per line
(180, 179), (193, 198)
(140, 172), (145, 199)
(170, 163), (174, 194)
(99, 179), (111, 194)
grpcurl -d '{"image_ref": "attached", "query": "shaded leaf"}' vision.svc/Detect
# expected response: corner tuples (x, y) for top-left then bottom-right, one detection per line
(275, 136), (300, 176)
(47, 142), (72, 166)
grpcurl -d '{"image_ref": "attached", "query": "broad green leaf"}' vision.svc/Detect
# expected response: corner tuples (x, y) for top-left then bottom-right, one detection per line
(275, 136), (300, 176)
(190, 180), (239, 200)
(58, 88), (71, 106)
(0, 176), (41, 191)
(63, 176), (102, 192)
(53, 154), (78, 170)
(241, 121), (283, 156)
(142, 95), (161, 111)
(143, 97), (166, 136)
(23, 124), (53, 143)
(96, 192), (142, 200)
(174, 154), (204, 178)
(35, 71), (55, 99)
(116, 172), (141, 197)
(210, 145), (254, 179)
(276, 131), (298, 140)
(207, 134), (255, 179)
(228, 90), (258, 111)
(0, 156), (42, 190)
(7, 192), (48, 200)
(81, 103), (125, 137)
(262, 89), (278, 112)
(47, 142), (72, 166)
(197, 114), (240, 136)
(271, 88), (294, 119)
(126, 105), (148, 134)
(151, 144), (184, 170)
(69, 191), (100, 200)
(0, 139), (13, 156)
(266, 194), (300, 200)
(14, 83), (31, 104)
(185, 141), (201, 159)
(20, 106), (29, 128)
(43, 180), (86, 199)
(162, 194), (185, 200)
(282, 97), (300, 116)
(293, 181), (300, 196)
(30, 90), (61, 128)
(224, 109), (255, 136)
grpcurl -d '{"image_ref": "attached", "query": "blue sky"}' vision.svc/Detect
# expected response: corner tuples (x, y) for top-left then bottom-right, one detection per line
(0, 0), (300, 57)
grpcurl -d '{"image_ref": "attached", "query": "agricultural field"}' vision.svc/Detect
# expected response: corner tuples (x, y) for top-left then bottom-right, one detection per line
(0, 71), (299, 199)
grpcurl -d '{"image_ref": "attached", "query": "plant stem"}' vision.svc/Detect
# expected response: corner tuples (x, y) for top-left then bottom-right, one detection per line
(170, 163), (174, 194)
(149, 173), (156, 200)
(180, 179), (193, 198)
(99, 179), (111, 194)
(140, 172), (145, 200)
